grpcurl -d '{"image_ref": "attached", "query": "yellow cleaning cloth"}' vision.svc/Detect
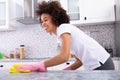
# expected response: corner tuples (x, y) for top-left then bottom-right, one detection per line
(9, 63), (31, 73)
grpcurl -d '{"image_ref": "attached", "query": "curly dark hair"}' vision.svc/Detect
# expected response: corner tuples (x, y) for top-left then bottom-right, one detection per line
(36, 1), (70, 27)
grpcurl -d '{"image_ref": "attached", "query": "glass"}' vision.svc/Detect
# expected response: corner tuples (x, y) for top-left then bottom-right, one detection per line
(9, 51), (14, 58)
(67, 0), (80, 20)
(14, 48), (20, 59)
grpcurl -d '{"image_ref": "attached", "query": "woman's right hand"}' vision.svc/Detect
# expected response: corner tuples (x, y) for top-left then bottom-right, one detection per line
(16, 61), (47, 72)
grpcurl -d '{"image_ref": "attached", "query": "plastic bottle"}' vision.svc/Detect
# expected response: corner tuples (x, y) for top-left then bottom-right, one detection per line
(20, 45), (25, 59)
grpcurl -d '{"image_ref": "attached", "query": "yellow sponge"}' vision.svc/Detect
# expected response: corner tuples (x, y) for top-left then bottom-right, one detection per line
(9, 63), (31, 73)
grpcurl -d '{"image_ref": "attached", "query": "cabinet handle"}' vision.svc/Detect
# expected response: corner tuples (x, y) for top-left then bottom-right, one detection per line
(0, 65), (3, 67)
(84, 17), (87, 20)
(66, 62), (70, 65)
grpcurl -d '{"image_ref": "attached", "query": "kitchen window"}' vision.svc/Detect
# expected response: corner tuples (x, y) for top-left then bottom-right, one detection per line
(0, 0), (8, 29)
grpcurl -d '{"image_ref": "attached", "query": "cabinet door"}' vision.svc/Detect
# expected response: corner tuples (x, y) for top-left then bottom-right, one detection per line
(0, 62), (36, 70)
(0, 0), (6, 26)
(48, 61), (84, 70)
(48, 62), (72, 70)
(8, 0), (24, 20)
(82, 0), (115, 23)
(16, 0), (24, 18)
(60, 0), (81, 24)
(60, 0), (115, 24)
(0, 62), (14, 70)
(0, 0), (8, 28)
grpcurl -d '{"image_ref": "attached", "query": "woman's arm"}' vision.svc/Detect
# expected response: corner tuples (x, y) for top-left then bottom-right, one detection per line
(64, 55), (83, 70)
(69, 59), (82, 70)
(44, 33), (71, 67)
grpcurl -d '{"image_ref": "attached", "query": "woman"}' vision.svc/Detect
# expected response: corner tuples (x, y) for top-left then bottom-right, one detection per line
(17, 1), (115, 71)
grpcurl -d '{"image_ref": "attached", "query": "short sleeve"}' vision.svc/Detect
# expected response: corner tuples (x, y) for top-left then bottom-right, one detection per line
(57, 24), (71, 37)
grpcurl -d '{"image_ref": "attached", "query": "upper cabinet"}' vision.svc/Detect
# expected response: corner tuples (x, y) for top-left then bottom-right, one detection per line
(60, 0), (115, 24)
(0, 0), (21, 29)
(82, 0), (115, 23)
(0, 0), (115, 29)
(60, 0), (81, 24)
(64, 0), (80, 20)
(0, 0), (8, 29)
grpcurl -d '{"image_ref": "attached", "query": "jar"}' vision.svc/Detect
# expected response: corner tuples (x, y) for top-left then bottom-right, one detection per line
(14, 48), (20, 59)
(20, 45), (25, 59)
(14, 54), (20, 59)
(9, 51), (14, 58)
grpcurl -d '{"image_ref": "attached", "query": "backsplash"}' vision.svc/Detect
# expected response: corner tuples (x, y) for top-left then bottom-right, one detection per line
(0, 25), (59, 58)
(77, 23), (115, 56)
(0, 23), (116, 58)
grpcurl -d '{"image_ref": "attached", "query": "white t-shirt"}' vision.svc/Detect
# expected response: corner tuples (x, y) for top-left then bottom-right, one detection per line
(57, 23), (110, 70)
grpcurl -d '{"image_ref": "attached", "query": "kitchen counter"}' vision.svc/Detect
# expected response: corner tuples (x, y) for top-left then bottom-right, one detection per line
(0, 57), (119, 62)
(1, 57), (119, 62)
(0, 69), (120, 80)
(0, 57), (76, 62)
(0, 58), (45, 62)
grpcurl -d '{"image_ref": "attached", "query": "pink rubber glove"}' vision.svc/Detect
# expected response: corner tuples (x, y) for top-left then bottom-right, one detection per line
(63, 66), (72, 70)
(16, 61), (47, 72)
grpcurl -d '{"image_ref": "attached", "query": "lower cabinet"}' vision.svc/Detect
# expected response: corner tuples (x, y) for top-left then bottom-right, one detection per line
(1, 60), (119, 70)
(48, 61), (84, 70)
(0, 62), (36, 70)
(0, 61), (84, 71)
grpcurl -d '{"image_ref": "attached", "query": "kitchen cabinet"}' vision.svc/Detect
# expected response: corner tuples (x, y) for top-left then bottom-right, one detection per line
(82, 0), (115, 23)
(48, 61), (84, 70)
(0, 58), (119, 70)
(7, 0), (24, 22)
(0, 0), (20, 30)
(0, 62), (36, 70)
(0, 0), (9, 29)
(60, 0), (115, 24)
(0, 60), (84, 70)
(0, 0), (6, 26)
(0, 0), (24, 30)
(1, 0), (115, 28)
(8, 0), (24, 20)
(60, 0), (81, 24)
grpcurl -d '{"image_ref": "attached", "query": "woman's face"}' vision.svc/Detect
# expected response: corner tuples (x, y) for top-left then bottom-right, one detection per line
(40, 13), (57, 34)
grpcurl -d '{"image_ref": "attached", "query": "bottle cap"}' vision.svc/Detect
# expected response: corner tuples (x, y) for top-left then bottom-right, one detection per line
(20, 45), (25, 47)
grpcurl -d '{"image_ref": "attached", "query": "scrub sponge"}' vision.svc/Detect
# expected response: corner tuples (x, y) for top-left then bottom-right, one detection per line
(9, 63), (31, 73)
